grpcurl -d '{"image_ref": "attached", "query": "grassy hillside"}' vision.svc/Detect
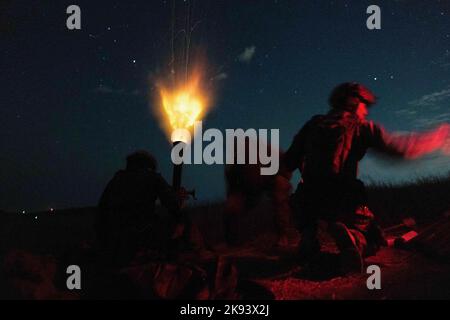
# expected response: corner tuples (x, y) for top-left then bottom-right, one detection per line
(1, 175), (450, 255)
(367, 175), (450, 226)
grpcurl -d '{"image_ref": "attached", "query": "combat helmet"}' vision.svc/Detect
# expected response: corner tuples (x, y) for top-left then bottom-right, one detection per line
(328, 82), (377, 111)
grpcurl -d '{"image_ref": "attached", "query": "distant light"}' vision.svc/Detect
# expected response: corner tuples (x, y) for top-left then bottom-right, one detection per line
(35, 216), (38, 220)
(22, 210), (26, 214)
(50, 208), (54, 212)
(373, 77), (378, 81)
(132, 59), (136, 64)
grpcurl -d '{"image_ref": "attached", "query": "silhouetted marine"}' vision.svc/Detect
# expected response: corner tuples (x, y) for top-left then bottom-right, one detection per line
(95, 150), (181, 264)
(224, 141), (293, 246)
(285, 82), (450, 274)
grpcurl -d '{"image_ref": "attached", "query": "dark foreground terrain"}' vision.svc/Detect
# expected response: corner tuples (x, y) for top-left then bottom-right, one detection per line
(1, 176), (450, 299)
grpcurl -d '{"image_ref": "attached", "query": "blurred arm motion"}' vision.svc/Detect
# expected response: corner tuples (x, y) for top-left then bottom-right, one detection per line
(367, 122), (450, 160)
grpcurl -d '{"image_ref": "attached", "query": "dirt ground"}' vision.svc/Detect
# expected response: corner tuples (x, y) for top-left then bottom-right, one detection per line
(1, 208), (450, 300)
(211, 237), (450, 300)
(168, 222), (450, 300)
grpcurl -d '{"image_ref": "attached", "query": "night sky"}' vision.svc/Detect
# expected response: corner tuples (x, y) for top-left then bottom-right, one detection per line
(1, 0), (449, 212)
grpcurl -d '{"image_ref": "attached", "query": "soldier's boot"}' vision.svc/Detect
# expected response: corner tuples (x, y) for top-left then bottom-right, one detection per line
(277, 234), (290, 248)
(274, 207), (294, 248)
(328, 222), (363, 274)
(272, 175), (294, 248)
(224, 194), (246, 247)
(297, 225), (321, 263)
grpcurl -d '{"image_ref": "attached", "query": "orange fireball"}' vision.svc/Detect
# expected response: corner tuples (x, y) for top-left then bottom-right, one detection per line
(156, 68), (211, 143)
